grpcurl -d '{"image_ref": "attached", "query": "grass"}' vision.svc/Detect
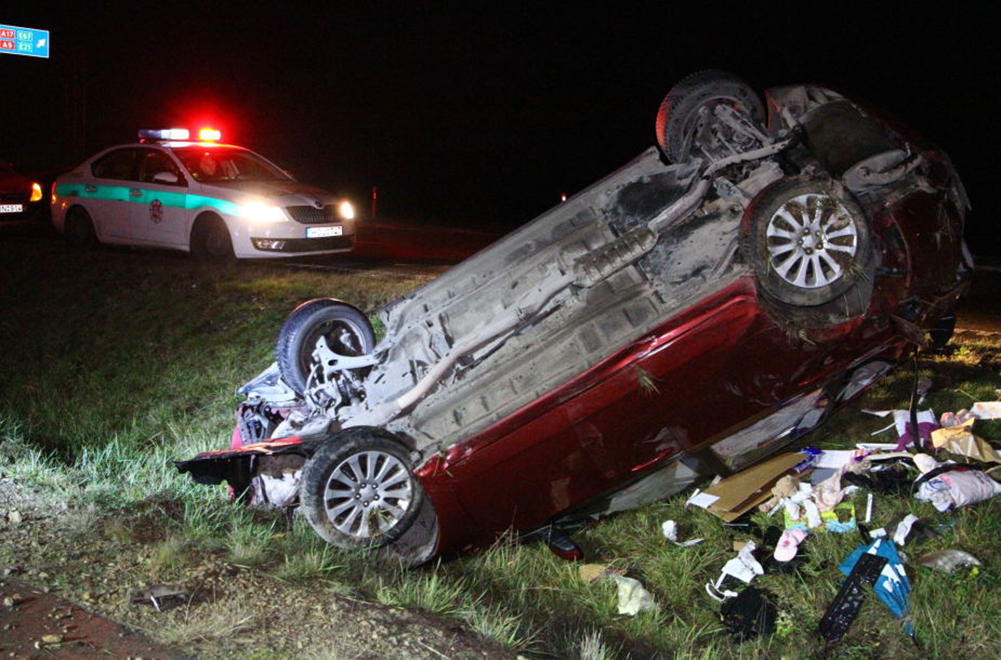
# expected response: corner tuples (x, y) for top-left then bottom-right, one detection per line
(3, 239), (1001, 657)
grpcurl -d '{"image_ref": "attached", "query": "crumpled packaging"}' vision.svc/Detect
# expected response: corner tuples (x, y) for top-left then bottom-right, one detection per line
(931, 422), (1001, 464)
(915, 469), (1001, 511)
(611, 575), (657, 616)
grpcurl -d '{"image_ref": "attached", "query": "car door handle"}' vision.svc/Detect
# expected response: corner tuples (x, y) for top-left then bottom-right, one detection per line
(130, 189), (142, 197)
(85, 185), (97, 193)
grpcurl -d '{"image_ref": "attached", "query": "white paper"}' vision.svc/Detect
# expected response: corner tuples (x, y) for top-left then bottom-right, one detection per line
(864, 409), (936, 437)
(661, 520), (704, 547)
(816, 450), (857, 469)
(972, 402), (1001, 419)
(855, 442), (900, 451)
(685, 489), (720, 509)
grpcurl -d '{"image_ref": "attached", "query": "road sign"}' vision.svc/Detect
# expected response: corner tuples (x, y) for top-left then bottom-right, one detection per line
(0, 24), (49, 58)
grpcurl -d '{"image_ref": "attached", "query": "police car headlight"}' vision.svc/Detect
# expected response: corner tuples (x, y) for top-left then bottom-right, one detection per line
(338, 201), (355, 220)
(239, 201), (287, 223)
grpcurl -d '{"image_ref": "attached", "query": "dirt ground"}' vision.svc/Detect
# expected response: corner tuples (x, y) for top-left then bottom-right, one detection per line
(0, 475), (513, 659)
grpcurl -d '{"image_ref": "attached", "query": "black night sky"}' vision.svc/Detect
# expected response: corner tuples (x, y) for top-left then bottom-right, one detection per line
(2, 2), (999, 246)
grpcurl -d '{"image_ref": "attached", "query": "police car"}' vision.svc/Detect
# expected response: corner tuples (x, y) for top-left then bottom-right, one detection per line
(51, 128), (356, 259)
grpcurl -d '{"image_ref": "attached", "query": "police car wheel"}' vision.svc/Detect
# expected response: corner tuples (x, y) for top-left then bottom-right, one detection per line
(65, 207), (99, 248)
(191, 214), (234, 261)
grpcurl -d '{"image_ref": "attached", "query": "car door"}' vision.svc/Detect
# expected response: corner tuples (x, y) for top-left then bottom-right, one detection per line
(130, 148), (189, 246)
(87, 148), (141, 241)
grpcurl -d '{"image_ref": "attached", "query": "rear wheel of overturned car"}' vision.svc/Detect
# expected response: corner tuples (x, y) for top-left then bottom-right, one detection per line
(276, 298), (376, 396)
(300, 428), (425, 550)
(743, 176), (872, 308)
(656, 70), (767, 164)
(64, 206), (99, 248)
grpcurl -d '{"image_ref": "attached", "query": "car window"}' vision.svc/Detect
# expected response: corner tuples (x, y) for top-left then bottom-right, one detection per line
(139, 149), (186, 185)
(91, 149), (139, 181)
(172, 147), (290, 183)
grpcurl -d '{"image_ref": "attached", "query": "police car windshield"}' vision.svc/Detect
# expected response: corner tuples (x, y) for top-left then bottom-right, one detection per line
(173, 147), (289, 184)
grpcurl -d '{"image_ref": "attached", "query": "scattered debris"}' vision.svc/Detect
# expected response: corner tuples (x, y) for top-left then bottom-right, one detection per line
(661, 520), (704, 547)
(785, 501), (857, 534)
(891, 514), (920, 546)
(610, 575), (656, 616)
(838, 539), (913, 636)
(131, 584), (189, 612)
(940, 409), (976, 428)
(707, 541), (765, 601)
(768, 474), (821, 528)
(864, 409), (937, 449)
(913, 455), (1001, 511)
(931, 418), (1001, 464)
(919, 549), (982, 573)
(773, 529), (807, 562)
(696, 453), (808, 522)
(971, 402), (1001, 419)
(819, 551), (887, 642)
(577, 564), (624, 584)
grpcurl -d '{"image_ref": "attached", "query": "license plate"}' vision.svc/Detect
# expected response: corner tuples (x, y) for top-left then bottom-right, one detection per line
(306, 225), (343, 238)
(0, 204), (24, 213)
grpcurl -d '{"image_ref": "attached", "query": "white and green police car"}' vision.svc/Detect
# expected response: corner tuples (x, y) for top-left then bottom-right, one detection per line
(52, 128), (357, 259)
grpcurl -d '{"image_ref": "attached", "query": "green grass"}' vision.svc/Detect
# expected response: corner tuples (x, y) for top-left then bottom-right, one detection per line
(3, 240), (1001, 657)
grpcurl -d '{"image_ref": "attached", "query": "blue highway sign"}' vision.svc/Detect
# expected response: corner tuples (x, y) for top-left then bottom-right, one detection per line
(0, 24), (50, 58)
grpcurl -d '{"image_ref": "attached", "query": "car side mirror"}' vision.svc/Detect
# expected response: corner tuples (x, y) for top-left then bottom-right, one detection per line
(153, 171), (180, 185)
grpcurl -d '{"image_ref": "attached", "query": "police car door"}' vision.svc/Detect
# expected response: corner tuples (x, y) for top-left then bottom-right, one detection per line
(131, 149), (188, 246)
(87, 148), (141, 241)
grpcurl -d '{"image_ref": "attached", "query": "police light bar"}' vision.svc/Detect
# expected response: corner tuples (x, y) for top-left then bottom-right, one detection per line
(198, 127), (221, 142)
(138, 128), (190, 141)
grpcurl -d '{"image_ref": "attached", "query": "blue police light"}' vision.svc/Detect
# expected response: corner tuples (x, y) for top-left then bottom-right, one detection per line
(138, 128), (190, 142)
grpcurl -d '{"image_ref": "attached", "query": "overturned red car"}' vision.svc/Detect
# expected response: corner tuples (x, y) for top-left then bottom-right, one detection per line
(178, 72), (971, 563)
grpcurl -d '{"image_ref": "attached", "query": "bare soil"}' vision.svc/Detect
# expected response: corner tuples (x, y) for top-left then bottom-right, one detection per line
(0, 476), (513, 659)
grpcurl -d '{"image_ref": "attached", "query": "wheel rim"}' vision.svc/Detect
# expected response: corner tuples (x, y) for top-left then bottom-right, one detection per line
(323, 450), (413, 538)
(299, 318), (367, 377)
(766, 193), (859, 289)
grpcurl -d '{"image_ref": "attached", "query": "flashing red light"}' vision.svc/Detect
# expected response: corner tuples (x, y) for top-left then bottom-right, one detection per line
(199, 128), (222, 142)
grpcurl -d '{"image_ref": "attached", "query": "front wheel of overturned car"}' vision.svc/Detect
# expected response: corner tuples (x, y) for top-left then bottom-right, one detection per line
(276, 298), (376, 396)
(300, 428), (426, 551)
(743, 176), (873, 308)
(655, 70), (767, 164)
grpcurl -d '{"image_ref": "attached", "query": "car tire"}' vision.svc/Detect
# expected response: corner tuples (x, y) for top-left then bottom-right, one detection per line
(300, 427), (426, 550)
(190, 214), (234, 261)
(655, 70), (766, 164)
(64, 207), (99, 248)
(743, 176), (873, 307)
(276, 298), (376, 396)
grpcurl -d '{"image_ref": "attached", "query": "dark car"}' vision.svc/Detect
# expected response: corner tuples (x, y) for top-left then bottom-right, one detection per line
(0, 162), (46, 223)
(178, 72), (971, 564)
